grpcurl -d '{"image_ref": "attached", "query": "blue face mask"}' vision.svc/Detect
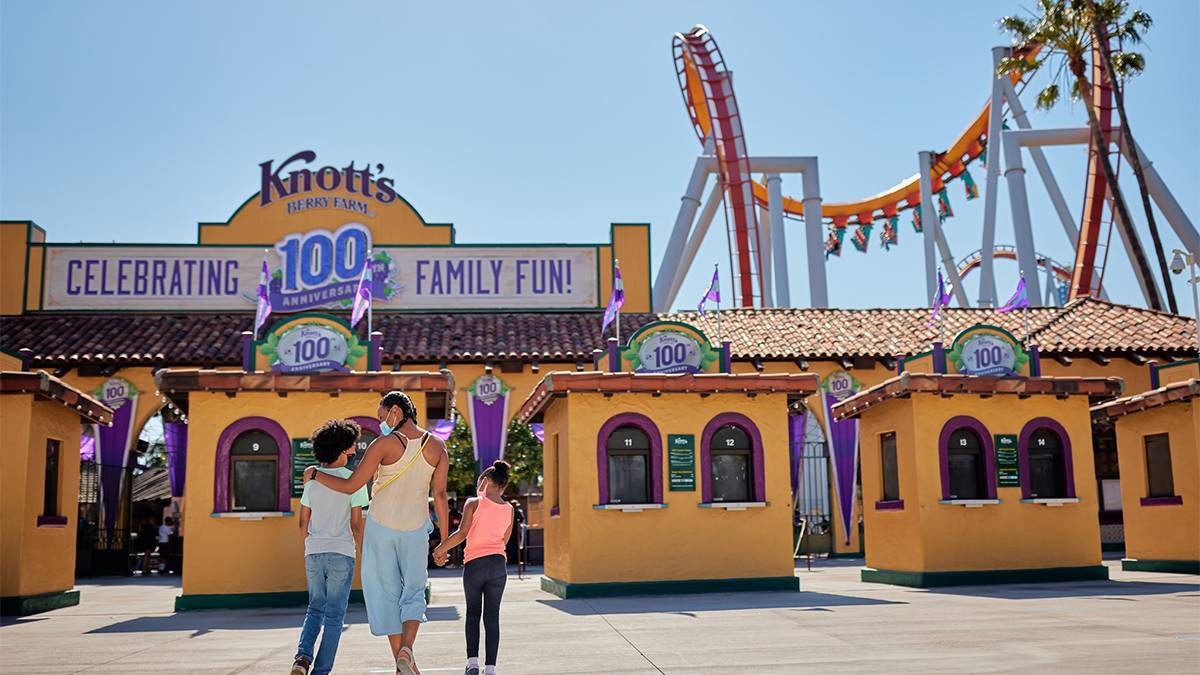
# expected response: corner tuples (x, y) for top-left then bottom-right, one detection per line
(379, 409), (396, 436)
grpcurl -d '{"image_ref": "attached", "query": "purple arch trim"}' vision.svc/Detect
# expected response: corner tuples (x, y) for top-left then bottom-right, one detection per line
(350, 416), (383, 437)
(213, 416), (292, 513)
(1017, 417), (1076, 499)
(937, 416), (996, 500)
(596, 413), (663, 505)
(700, 413), (767, 503)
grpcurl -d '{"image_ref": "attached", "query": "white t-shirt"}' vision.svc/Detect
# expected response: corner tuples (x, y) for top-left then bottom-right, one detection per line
(157, 524), (172, 544)
(300, 466), (370, 558)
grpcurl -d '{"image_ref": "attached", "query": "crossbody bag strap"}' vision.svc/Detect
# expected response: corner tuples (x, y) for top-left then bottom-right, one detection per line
(372, 432), (432, 496)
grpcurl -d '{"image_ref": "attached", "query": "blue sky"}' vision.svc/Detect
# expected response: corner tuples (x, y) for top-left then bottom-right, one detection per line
(2, 1), (1197, 314)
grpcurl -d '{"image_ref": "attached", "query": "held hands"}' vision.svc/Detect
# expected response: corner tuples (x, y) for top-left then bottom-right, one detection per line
(432, 545), (449, 567)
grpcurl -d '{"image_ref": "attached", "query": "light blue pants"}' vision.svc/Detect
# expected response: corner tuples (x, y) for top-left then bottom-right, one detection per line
(296, 552), (355, 675)
(362, 516), (432, 636)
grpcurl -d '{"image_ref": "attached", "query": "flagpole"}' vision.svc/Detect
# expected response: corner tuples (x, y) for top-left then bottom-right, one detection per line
(255, 248), (268, 341)
(715, 263), (722, 346)
(366, 249), (373, 338)
(1021, 269), (1029, 346)
(614, 258), (621, 346)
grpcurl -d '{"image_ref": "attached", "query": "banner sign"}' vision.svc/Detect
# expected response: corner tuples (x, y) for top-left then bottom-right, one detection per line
(621, 321), (720, 374)
(949, 325), (1028, 377)
(258, 314), (367, 373)
(41, 242), (598, 311)
(821, 370), (861, 545)
(995, 434), (1020, 488)
(667, 434), (696, 491)
(92, 377), (139, 531)
(291, 438), (316, 497)
(468, 374), (511, 470)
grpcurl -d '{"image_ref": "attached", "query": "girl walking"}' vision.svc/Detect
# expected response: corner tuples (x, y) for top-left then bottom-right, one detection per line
(434, 461), (514, 675)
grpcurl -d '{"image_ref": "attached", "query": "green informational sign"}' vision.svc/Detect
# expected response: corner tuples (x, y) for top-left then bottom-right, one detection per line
(291, 438), (316, 497)
(995, 434), (1020, 488)
(667, 434), (696, 492)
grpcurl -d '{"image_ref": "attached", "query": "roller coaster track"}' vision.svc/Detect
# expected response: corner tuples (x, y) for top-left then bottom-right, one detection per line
(956, 245), (1071, 283)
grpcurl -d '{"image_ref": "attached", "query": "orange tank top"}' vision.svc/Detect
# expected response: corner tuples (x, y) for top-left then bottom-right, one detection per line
(464, 497), (513, 564)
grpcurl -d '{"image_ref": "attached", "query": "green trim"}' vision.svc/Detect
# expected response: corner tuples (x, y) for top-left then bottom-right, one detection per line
(1121, 558), (1200, 574)
(1158, 358), (1200, 373)
(0, 589), (79, 616)
(540, 575), (798, 599)
(175, 583), (431, 610)
(861, 565), (1109, 588)
(1101, 542), (1126, 553)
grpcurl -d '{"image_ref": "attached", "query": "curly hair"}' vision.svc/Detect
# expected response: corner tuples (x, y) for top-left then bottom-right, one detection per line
(311, 418), (362, 464)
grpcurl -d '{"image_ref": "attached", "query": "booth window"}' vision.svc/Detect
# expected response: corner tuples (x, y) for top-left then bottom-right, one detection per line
(606, 426), (652, 504)
(1028, 430), (1064, 497)
(700, 413), (766, 504)
(550, 433), (561, 516)
(938, 417), (995, 501)
(43, 439), (61, 517)
(214, 416), (292, 514)
(596, 413), (663, 505)
(880, 432), (900, 503)
(1144, 433), (1175, 498)
(710, 425), (752, 502)
(230, 430), (280, 511)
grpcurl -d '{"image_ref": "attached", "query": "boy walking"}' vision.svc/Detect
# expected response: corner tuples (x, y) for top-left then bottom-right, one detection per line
(292, 419), (370, 675)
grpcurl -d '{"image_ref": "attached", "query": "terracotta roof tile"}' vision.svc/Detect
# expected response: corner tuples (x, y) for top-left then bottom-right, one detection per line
(1091, 378), (1200, 420)
(0, 298), (1194, 368)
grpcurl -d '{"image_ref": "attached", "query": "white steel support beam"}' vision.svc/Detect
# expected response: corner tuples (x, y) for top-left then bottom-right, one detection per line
(800, 161), (827, 308)
(653, 139), (714, 312)
(1001, 79), (1080, 249)
(1122, 139), (1200, 255)
(758, 203), (774, 307)
(978, 46), (1007, 307)
(935, 221), (970, 307)
(662, 179), (725, 311)
(1000, 130), (1045, 304)
(918, 151), (940, 302)
(765, 173), (791, 307)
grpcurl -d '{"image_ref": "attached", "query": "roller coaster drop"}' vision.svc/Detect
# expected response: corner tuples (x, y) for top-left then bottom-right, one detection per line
(653, 25), (1198, 311)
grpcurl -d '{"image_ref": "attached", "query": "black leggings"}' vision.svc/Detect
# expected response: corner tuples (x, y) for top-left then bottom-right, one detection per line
(463, 554), (507, 665)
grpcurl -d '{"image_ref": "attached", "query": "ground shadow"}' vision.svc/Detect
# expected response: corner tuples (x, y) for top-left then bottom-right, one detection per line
(85, 604), (461, 636)
(538, 590), (902, 616)
(920, 578), (1199, 600)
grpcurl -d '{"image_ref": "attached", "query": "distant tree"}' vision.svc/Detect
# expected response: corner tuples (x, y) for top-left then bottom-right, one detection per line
(502, 420), (543, 496)
(444, 416), (480, 496)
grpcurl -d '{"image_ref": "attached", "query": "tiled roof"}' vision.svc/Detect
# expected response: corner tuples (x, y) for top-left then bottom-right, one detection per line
(832, 373), (1125, 420)
(155, 369), (452, 394)
(0, 370), (113, 424)
(1091, 378), (1200, 420)
(0, 298), (1194, 368)
(515, 371), (821, 422)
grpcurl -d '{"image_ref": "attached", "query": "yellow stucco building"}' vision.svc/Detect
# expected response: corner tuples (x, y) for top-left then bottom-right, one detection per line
(1092, 361), (1199, 575)
(0, 370), (112, 615)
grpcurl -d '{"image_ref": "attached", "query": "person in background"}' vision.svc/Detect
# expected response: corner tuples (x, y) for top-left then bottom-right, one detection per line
(447, 498), (464, 568)
(434, 460), (514, 675)
(136, 517), (158, 575)
(291, 419), (369, 675)
(505, 500), (525, 564)
(156, 517), (175, 573)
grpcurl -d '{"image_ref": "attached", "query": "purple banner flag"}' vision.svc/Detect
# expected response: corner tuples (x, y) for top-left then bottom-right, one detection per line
(788, 413), (806, 495)
(996, 276), (1029, 313)
(530, 422), (545, 444)
(468, 375), (511, 469)
(821, 371), (860, 544)
(255, 259), (272, 334)
(350, 254), (372, 327)
(80, 433), (95, 462)
(164, 421), (188, 499)
(601, 260), (624, 336)
(429, 418), (455, 442)
(698, 266), (720, 316)
(926, 270), (951, 327)
(92, 378), (139, 532)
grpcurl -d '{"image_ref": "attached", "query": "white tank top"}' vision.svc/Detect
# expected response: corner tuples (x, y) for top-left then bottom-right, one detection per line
(369, 432), (437, 532)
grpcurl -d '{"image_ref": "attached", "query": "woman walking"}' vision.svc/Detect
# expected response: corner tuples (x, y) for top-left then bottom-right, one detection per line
(306, 391), (450, 675)
(434, 460), (514, 675)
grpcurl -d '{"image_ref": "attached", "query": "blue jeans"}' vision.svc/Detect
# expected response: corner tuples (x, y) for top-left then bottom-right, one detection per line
(296, 552), (355, 675)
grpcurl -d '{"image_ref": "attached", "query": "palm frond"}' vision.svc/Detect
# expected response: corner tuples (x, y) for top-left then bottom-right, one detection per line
(1036, 83), (1061, 110)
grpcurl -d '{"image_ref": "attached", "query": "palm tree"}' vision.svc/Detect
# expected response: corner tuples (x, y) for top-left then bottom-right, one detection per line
(998, 0), (1164, 311)
(1088, 2), (1178, 313)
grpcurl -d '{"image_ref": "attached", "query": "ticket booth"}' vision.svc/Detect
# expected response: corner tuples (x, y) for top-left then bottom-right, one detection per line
(1092, 363), (1198, 575)
(1, 370), (112, 615)
(831, 325), (1121, 587)
(517, 320), (819, 598)
(156, 313), (453, 610)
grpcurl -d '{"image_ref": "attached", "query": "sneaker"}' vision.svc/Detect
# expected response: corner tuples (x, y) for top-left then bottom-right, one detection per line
(464, 668), (480, 675)
(291, 655), (311, 675)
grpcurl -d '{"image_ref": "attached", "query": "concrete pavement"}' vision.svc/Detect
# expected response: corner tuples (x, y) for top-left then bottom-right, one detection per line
(1, 559), (1197, 673)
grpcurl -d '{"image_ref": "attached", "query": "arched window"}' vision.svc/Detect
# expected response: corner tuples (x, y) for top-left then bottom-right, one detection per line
(938, 417), (995, 501)
(710, 425), (752, 502)
(230, 430), (279, 511)
(701, 413), (766, 504)
(1018, 418), (1076, 500)
(606, 426), (652, 504)
(213, 416), (292, 513)
(596, 414), (663, 505)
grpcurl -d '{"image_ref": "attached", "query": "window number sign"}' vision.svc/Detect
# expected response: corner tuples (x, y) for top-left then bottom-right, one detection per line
(995, 434), (1020, 488)
(667, 434), (695, 492)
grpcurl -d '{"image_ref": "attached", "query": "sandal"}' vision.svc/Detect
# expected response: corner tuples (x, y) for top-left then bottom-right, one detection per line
(396, 646), (420, 675)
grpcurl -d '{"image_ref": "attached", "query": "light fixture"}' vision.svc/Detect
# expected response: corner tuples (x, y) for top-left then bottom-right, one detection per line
(1170, 250), (1186, 275)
